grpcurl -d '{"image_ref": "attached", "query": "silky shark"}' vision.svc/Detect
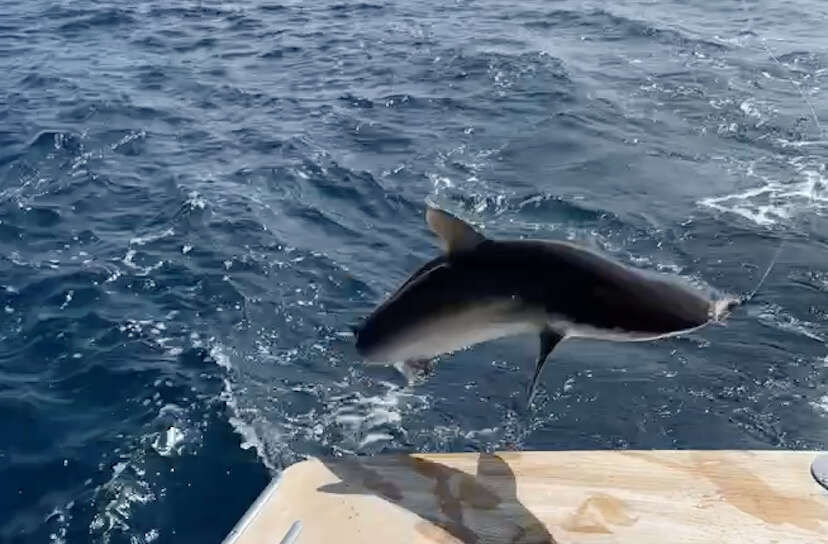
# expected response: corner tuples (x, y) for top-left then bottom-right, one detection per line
(352, 205), (776, 402)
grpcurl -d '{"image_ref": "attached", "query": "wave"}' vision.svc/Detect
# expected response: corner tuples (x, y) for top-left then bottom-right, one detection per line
(4, 1), (828, 542)
(57, 9), (138, 33)
(523, 8), (729, 54)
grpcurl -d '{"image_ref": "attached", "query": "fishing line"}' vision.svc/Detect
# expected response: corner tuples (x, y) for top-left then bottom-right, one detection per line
(758, 38), (825, 139)
(739, 237), (785, 305)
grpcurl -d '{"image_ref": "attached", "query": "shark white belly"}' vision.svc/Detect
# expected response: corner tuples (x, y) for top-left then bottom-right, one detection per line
(362, 300), (546, 364)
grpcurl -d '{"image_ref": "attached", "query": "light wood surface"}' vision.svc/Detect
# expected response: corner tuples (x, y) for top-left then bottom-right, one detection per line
(223, 450), (828, 544)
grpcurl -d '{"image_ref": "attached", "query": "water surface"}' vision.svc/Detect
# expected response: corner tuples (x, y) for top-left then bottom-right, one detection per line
(1, 1), (827, 542)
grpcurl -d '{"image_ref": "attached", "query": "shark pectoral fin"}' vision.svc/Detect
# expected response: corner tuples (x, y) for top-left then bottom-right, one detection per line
(425, 205), (486, 253)
(526, 329), (564, 404)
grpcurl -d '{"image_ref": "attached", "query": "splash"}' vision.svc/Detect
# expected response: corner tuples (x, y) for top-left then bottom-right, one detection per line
(328, 383), (429, 452)
(151, 426), (186, 457)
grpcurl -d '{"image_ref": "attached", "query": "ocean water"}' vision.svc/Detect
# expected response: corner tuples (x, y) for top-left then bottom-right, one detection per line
(2, 0), (827, 542)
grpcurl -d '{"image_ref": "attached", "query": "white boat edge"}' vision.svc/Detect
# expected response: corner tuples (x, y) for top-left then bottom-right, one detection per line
(222, 474), (297, 544)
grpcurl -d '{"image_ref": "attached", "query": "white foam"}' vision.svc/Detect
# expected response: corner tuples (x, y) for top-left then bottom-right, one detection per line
(45, 500), (73, 544)
(207, 321), (434, 469)
(121, 250), (165, 275)
(358, 432), (394, 448)
(129, 228), (174, 247)
(82, 326), (220, 539)
(111, 130), (146, 151)
(333, 388), (403, 425)
(209, 343), (278, 471)
(755, 304), (825, 342)
(428, 173), (454, 189)
(209, 344), (233, 370)
(186, 191), (207, 210)
(105, 266), (122, 283)
(776, 138), (828, 148)
(700, 158), (828, 226)
(325, 383), (429, 452)
(89, 460), (156, 538)
(812, 395), (828, 414)
(59, 290), (73, 310)
(464, 427), (497, 439)
(740, 99), (762, 119)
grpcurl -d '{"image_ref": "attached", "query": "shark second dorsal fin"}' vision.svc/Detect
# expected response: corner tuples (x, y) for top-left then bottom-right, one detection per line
(425, 206), (486, 253)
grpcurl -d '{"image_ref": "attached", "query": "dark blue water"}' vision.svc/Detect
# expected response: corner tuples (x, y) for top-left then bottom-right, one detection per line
(2, 1), (827, 542)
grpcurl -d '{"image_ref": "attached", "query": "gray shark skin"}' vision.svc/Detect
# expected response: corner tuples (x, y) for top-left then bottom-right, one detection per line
(353, 206), (737, 402)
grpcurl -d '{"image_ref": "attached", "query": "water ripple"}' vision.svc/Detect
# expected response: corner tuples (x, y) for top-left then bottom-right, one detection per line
(2, 0), (828, 542)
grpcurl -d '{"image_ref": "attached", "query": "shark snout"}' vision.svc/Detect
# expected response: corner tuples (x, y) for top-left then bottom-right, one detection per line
(351, 317), (386, 360)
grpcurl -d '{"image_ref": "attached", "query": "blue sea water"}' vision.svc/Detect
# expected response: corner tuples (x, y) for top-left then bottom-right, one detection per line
(1, 0), (827, 541)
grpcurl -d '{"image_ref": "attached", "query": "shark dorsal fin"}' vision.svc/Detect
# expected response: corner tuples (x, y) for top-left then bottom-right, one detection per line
(425, 206), (486, 253)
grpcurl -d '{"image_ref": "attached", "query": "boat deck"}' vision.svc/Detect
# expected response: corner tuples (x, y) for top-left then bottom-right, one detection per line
(224, 450), (828, 543)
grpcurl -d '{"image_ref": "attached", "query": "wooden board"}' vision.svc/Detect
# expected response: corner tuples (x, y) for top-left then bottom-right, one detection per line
(223, 450), (828, 544)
